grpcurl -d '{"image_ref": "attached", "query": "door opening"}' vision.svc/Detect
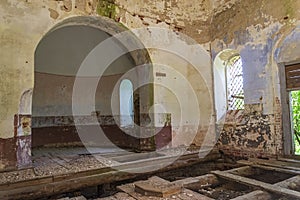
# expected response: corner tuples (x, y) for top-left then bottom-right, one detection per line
(290, 90), (300, 155)
(281, 62), (300, 156)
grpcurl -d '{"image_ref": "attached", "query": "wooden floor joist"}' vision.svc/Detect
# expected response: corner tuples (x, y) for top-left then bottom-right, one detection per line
(223, 166), (254, 176)
(211, 170), (300, 199)
(230, 190), (272, 200)
(238, 160), (300, 175)
(247, 158), (300, 171)
(278, 157), (300, 163)
(0, 151), (220, 200)
(275, 175), (300, 189)
(172, 174), (219, 190)
(252, 164), (300, 175)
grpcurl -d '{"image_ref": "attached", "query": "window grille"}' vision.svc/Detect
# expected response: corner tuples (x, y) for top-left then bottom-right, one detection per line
(226, 55), (244, 110)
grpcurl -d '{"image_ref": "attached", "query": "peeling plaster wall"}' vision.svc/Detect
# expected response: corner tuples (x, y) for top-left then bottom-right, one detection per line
(2, 0), (299, 170)
(115, 0), (213, 43)
(113, 0), (216, 147)
(0, 0), (216, 169)
(0, 0), (101, 140)
(212, 0), (300, 157)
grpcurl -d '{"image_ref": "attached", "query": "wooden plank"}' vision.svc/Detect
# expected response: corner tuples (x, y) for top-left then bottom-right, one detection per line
(96, 196), (118, 200)
(279, 62), (293, 155)
(286, 78), (300, 89)
(286, 63), (300, 89)
(285, 63), (300, 72)
(251, 164), (300, 175)
(236, 160), (252, 165)
(117, 177), (213, 200)
(118, 183), (213, 200)
(0, 176), (53, 191)
(275, 175), (300, 190)
(148, 176), (170, 184)
(53, 166), (114, 182)
(248, 159), (300, 171)
(173, 174), (219, 190)
(223, 166), (253, 176)
(237, 160), (300, 175)
(177, 189), (214, 200)
(230, 190), (272, 200)
(286, 70), (300, 79)
(278, 158), (300, 163)
(96, 192), (135, 200)
(70, 196), (87, 200)
(134, 177), (182, 197)
(0, 170), (134, 200)
(286, 77), (300, 83)
(114, 192), (136, 200)
(118, 183), (167, 200)
(0, 151), (219, 200)
(211, 170), (300, 199)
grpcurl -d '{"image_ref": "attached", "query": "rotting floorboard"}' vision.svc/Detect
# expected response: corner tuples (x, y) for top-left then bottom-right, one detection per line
(0, 147), (221, 200)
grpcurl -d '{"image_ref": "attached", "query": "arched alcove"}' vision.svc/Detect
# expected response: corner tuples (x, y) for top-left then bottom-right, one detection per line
(32, 16), (153, 150)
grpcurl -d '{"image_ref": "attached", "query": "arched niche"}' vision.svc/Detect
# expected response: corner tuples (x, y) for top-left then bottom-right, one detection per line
(32, 16), (153, 148)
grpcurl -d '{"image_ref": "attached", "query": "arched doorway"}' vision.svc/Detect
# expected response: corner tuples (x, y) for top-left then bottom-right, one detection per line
(32, 16), (153, 154)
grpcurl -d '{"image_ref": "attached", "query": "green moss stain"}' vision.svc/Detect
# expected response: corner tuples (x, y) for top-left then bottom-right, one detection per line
(97, 0), (117, 19)
(283, 0), (295, 18)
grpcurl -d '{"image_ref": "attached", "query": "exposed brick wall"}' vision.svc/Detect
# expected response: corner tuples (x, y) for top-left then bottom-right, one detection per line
(217, 104), (279, 158)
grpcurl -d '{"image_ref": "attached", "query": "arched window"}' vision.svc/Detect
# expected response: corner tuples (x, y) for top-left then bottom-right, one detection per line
(226, 55), (244, 110)
(120, 79), (134, 127)
(213, 50), (245, 121)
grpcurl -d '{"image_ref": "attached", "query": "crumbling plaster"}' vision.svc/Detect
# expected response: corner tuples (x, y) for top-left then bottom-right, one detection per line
(211, 0), (300, 156)
(211, 0), (300, 112)
(0, 0), (216, 143)
(0, 0), (300, 160)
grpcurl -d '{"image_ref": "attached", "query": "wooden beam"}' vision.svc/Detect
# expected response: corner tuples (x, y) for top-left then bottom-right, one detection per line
(230, 190), (272, 200)
(0, 151), (219, 200)
(223, 166), (253, 176)
(211, 170), (300, 199)
(173, 174), (219, 190)
(251, 164), (300, 175)
(134, 178), (182, 197)
(278, 62), (294, 155)
(275, 175), (300, 190)
(277, 158), (300, 163)
(286, 63), (300, 72)
(241, 159), (300, 172)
